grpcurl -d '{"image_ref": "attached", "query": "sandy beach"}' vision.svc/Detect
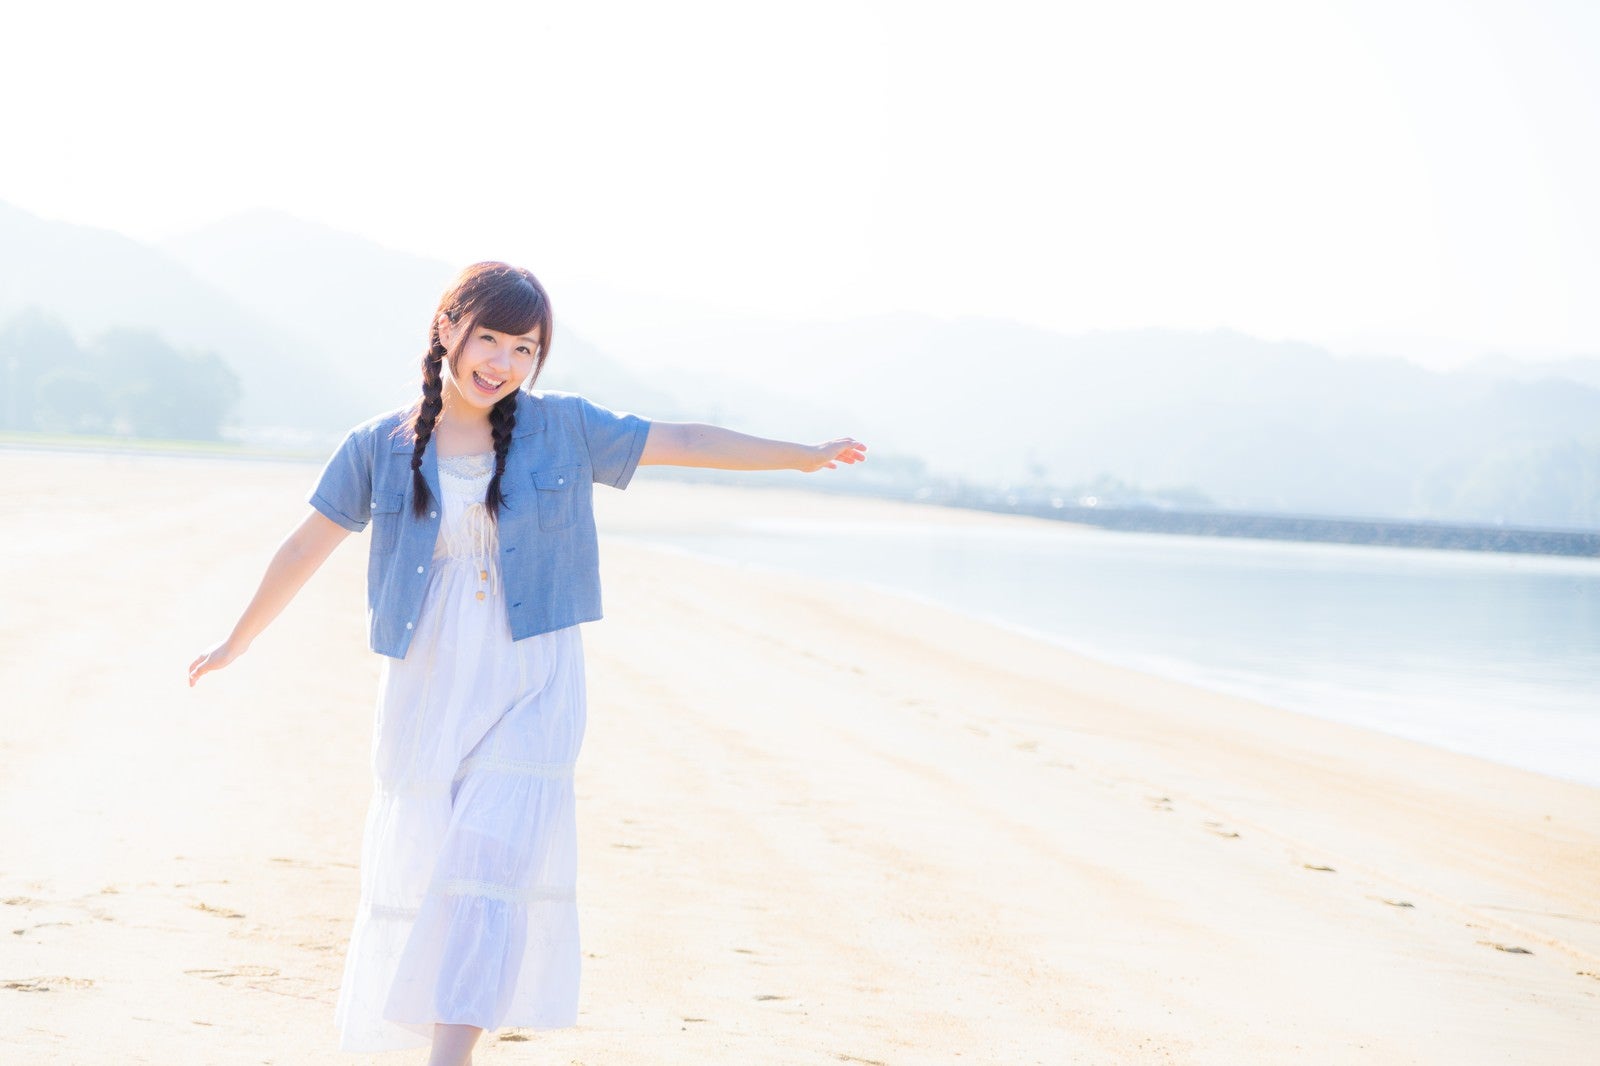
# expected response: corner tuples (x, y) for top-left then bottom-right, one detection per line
(2, 449), (1597, 1065)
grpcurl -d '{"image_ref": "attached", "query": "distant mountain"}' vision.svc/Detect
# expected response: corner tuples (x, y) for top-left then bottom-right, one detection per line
(0, 202), (702, 443)
(9, 200), (1597, 528)
(1464, 352), (1600, 392)
(0, 201), (361, 436)
(157, 210), (856, 441)
(159, 210), (688, 422)
(605, 316), (1600, 528)
(160, 210), (452, 416)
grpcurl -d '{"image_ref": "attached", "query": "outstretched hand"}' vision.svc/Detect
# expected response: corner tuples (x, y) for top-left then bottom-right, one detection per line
(802, 438), (867, 473)
(188, 639), (245, 688)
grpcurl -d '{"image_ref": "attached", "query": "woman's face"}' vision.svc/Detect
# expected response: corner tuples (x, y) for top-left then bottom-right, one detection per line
(438, 314), (541, 414)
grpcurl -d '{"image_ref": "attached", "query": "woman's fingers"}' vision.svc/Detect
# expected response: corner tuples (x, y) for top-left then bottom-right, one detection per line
(800, 438), (865, 473)
(189, 643), (235, 687)
(827, 438), (866, 463)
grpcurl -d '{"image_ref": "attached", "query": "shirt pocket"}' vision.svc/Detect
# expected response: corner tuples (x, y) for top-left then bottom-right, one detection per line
(368, 490), (406, 554)
(531, 466), (581, 532)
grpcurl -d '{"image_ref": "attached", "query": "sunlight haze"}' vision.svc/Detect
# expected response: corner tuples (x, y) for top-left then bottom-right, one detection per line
(5, 0), (1599, 367)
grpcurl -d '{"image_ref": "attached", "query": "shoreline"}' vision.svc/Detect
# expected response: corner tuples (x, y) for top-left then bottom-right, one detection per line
(4, 450), (1598, 1063)
(7, 432), (1596, 558)
(619, 530), (1600, 787)
(603, 491), (1600, 792)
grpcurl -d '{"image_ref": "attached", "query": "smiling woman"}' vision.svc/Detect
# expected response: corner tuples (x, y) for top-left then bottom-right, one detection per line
(186, 259), (864, 1064)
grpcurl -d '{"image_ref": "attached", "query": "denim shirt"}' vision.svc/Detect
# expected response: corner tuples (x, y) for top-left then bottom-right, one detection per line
(308, 389), (651, 659)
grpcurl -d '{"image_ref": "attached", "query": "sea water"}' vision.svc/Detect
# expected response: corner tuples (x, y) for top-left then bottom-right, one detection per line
(619, 517), (1600, 788)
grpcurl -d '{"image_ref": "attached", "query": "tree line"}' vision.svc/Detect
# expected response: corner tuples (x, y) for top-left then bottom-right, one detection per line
(0, 308), (239, 440)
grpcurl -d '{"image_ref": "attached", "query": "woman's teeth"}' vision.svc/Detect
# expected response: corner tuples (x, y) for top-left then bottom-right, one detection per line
(472, 371), (504, 392)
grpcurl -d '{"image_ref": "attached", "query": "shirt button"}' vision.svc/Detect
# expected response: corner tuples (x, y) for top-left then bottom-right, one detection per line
(430, 511), (438, 518)
(405, 622), (414, 630)
(416, 565), (425, 574)
(557, 476), (565, 485)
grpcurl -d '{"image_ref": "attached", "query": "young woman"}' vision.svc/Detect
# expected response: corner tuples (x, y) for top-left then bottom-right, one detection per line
(188, 261), (865, 1064)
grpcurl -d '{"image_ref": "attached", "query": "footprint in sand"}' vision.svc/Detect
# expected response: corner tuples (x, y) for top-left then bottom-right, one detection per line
(836, 1055), (888, 1066)
(3, 975), (94, 992)
(1203, 821), (1240, 839)
(1302, 864), (1336, 872)
(184, 966), (300, 996)
(1368, 896), (1414, 908)
(1476, 940), (1533, 955)
(191, 902), (245, 919)
(184, 965), (281, 980)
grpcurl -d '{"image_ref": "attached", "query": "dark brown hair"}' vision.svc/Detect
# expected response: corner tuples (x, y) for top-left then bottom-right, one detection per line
(398, 262), (553, 519)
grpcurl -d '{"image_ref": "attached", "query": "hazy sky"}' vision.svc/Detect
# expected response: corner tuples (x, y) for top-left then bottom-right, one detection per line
(7, 0), (1599, 365)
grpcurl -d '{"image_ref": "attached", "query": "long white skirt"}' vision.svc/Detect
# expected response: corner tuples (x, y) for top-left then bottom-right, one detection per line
(333, 551), (586, 1052)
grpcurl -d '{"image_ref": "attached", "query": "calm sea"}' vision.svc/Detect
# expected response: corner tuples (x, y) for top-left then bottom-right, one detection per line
(619, 517), (1600, 789)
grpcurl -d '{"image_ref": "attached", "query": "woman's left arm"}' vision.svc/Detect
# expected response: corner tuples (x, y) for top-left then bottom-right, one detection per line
(637, 422), (866, 473)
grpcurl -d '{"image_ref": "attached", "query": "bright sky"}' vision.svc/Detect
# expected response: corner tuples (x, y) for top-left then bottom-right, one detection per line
(6, 0), (1599, 365)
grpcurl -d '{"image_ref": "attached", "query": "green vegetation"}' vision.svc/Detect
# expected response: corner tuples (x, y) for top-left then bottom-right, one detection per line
(0, 308), (241, 440)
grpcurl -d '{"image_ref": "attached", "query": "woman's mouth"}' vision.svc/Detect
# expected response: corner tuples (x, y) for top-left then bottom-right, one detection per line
(471, 370), (505, 395)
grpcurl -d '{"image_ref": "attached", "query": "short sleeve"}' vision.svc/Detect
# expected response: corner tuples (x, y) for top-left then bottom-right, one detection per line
(308, 427), (374, 532)
(578, 396), (652, 490)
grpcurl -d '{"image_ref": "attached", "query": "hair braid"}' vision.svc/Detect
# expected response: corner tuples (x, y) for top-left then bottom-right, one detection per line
(485, 391), (517, 520)
(407, 339), (446, 518)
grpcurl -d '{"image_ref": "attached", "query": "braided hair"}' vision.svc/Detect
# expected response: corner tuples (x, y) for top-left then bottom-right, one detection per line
(399, 263), (553, 519)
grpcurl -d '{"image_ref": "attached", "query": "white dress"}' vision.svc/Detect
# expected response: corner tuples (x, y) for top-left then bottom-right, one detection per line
(334, 452), (587, 1052)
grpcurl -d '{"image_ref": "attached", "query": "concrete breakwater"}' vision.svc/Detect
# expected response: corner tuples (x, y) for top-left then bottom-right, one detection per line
(967, 500), (1600, 557)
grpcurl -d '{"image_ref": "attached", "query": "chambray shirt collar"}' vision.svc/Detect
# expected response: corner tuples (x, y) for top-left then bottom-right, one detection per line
(385, 394), (547, 452)
(384, 393), (549, 504)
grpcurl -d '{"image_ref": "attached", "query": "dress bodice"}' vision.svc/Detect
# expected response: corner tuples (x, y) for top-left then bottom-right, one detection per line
(435, 453), (498, 572)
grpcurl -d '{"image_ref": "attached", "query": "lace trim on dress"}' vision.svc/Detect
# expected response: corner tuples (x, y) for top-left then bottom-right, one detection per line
(360, 878), (575, 920)
(375, 777), (454, 796)
(436, 879), (577, 904)
(436, 451), (500, 596)
(438, 451), (494, 480)
(454, 755), (576, 781)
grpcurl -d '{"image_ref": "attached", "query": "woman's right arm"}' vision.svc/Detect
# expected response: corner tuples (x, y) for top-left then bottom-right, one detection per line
(188, 509), (353, 687)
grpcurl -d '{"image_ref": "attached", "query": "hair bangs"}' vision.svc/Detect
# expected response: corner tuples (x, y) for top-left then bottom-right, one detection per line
(464, 276), (551, 357)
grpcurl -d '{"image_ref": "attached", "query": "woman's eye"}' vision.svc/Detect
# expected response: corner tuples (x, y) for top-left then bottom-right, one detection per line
(517, 346), (532, 355)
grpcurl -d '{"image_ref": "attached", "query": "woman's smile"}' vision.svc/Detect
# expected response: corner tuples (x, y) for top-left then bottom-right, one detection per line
(440, 325), (541, 414)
